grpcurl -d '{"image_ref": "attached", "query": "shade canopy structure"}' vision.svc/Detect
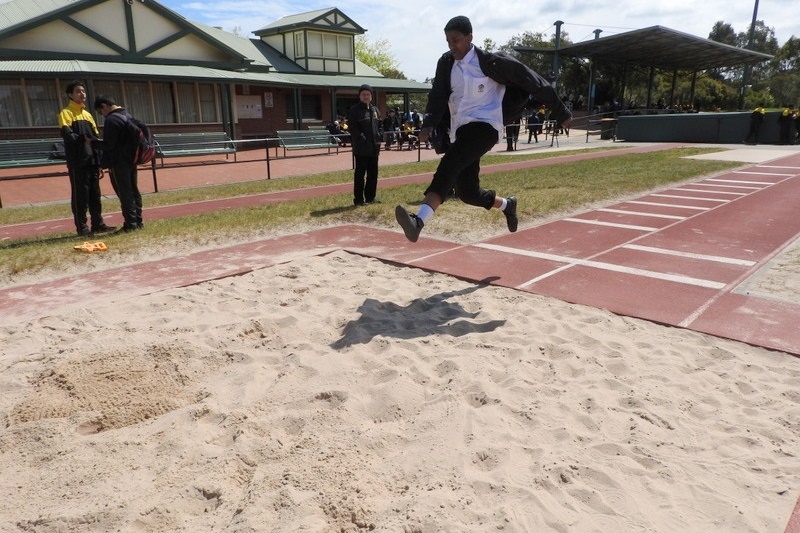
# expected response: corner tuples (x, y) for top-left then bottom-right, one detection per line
(516, 25), (773, 112)
(517, 26), (773, 71)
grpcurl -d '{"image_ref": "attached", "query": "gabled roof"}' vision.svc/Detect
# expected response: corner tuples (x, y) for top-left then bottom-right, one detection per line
(254, 7), (365, 36)
(0, 0), (253, 70)
(0, 0), (428, 92)
(517, 26), (773, 71)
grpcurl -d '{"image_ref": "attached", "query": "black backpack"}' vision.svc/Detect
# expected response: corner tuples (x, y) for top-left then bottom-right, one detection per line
(127, 116), (155, 165)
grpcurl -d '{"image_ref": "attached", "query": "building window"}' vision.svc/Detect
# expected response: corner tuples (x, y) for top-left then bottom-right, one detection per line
(198, 83), (218, 122)
(305, 31), (352, 59)
(176, 82), (198, 123)
(93, 80), (122, 105)
(26, 80), (60, 127)
(284, 93), (321, 121)
(0, 80), (26, 127)
(152, 81), (177, 123)
(0, 78), (220, 128)
(338, 35), (353, 59)
(125, 81), (155, 124)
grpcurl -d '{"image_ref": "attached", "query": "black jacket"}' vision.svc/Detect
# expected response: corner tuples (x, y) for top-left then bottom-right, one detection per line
(92, 107), (134, 168)
(347, 102), (382, 157)
(422, 46), (571, 135)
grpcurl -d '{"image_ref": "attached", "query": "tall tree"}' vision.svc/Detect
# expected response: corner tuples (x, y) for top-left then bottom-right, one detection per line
(355, 35), (405, 79)
(709, 22), (737, 45)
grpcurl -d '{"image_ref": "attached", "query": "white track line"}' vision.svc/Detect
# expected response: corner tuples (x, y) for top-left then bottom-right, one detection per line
(597, 208), (685, 220)
(705, 178), (778, 185)
(625, 200), (710, 210)
(621, 244), (757, 266)
(693, 182), (762, 190)
(650, 193), (729, 202)
(672, 188), (745, 196)
(475, 243), (727, 290)
(733, 170), (793, 177)
(562, 218), (658, 231)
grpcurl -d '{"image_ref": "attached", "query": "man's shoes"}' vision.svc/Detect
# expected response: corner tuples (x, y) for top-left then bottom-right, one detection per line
(504, 196), (518, 233)
(395, 205), (424, 243)
(91, 223), (115, 233)
(77, 226), (92, 237)
(116, 224), (140, 233)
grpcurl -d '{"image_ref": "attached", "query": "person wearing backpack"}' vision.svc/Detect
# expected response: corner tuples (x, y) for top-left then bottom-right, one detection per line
(92, 95), (143, 232)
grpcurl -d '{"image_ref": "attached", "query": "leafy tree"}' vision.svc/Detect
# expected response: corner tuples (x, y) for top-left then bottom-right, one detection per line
(774, 36), (800, 71)
(355, 35), (404, 79)
(499, 31), (553, 76)
(709, 22), (737, 46)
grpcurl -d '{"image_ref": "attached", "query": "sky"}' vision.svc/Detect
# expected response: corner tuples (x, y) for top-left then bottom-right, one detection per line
(158, 0), (799, 82)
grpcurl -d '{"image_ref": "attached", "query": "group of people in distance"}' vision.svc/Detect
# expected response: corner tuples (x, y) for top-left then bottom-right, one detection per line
(744, 103), (800, 146)
(347, 15), (571, 242)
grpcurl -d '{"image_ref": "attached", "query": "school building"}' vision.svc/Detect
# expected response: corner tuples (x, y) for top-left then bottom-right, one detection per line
(0, 0), (430, 140)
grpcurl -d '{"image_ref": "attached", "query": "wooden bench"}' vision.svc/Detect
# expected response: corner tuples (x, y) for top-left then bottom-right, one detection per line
(153, 132), (237, 166)
(275, 130), (339, 157)
(0, 137), (67, 177)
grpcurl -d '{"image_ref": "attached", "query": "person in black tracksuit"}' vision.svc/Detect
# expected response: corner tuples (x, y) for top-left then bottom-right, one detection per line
(394, 15), (571, 242)
(92, 95), (143, 232)
(346, 84), (382, 206)
(57, 80), (113, 236)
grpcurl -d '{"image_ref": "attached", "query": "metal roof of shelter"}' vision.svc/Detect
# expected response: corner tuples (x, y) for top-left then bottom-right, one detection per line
(518, 26), (773, 71)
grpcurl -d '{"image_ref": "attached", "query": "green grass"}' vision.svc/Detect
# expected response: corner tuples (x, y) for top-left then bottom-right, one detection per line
(0, 147), (741, 281)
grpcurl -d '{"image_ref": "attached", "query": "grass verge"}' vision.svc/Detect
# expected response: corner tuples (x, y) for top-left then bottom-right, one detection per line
(0, 147), (741, 282)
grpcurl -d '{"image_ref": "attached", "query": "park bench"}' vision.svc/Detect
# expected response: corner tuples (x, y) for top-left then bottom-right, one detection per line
(0, 137), (68, 177)
(274, 129), (339, 157)
(153, 131), (237, 167)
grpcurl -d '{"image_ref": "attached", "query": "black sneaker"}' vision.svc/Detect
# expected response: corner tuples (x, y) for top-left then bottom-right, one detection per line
(504, 196), (518, 233)
(91, 223), (115, 233)
(115, 224), (140, 234)
(77, 226), (92, 237)
(395, 205), (424, 243)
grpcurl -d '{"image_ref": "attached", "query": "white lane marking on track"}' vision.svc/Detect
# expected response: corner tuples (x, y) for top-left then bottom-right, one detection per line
(650, 193), (729, 202)
(705, 178), (778, 185)
(672, 188), (746, 196)
(625, 201), (709, 210)
(621, 244), (757, 266)
(597, 208), (685, 220)
(756, 165), (800, 170)
(474, 243), (728, 290)
(562, 218), (657, 231)
(733, 170), (793, 177)
(693, 182), (762, 190)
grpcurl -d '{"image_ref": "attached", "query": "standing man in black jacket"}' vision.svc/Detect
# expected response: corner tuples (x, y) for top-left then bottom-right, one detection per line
(346, 84), (382, 206)
(92, 95), (143, 232)
(395, 15), (571, 242)
(57, 80), (114, 236)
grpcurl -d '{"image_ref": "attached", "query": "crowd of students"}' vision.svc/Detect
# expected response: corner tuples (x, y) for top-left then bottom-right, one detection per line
(326, 107), (432, 151)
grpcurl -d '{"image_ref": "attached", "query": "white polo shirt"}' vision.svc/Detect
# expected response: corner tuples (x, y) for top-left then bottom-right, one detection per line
(448, 45), (505, 143)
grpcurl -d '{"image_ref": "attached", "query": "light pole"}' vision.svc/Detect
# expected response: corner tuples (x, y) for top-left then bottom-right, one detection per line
(738, 0), (760, 110)
(552, 20), (564, 92)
